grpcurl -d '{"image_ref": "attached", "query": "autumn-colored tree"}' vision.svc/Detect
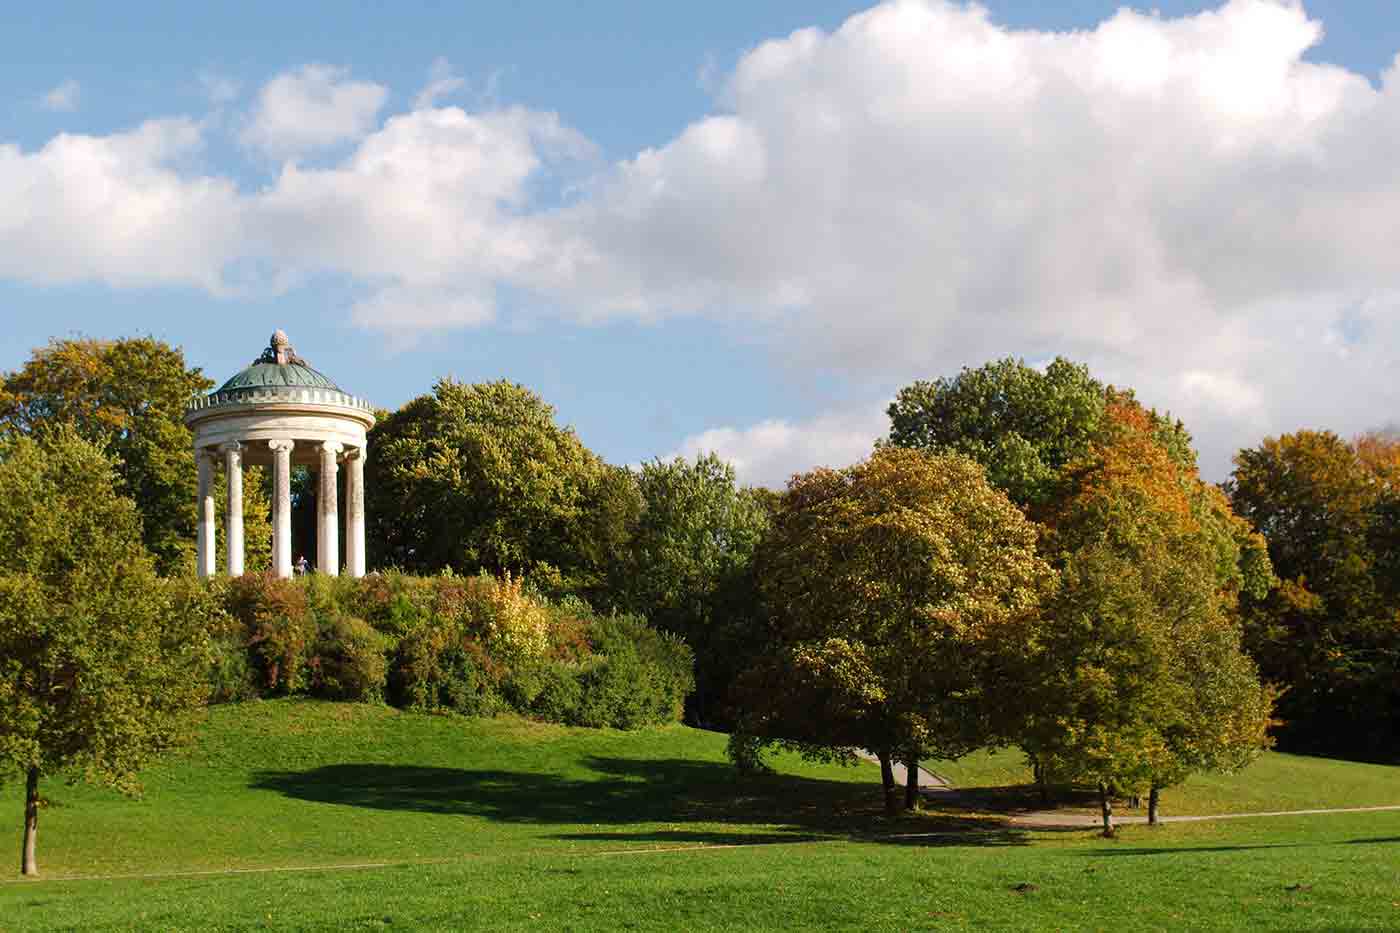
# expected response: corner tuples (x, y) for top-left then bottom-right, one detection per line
(0, 336), (270, 575)
(0, 429), (211, 875)
(886, 357), (1200, 515)
(729, 447), (1054, 813)
(1226, 430), (1400, 760)
(1029, 403), (1272, 834)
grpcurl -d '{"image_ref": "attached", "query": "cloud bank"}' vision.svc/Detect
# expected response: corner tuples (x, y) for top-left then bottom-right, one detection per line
(4, 1), (1400, 480)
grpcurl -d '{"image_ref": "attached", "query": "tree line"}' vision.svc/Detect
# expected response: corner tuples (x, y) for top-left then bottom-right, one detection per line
(2, 337), (1397, 843)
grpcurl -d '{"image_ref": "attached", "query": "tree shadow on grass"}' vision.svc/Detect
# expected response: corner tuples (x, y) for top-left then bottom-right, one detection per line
(930, 784), (1104, 815)
(250, 755), (1029, 848)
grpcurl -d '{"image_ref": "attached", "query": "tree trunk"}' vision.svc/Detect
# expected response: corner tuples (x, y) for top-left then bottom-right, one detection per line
(1033, 757), (1051, 806)
(21, 767), (39, 876)
(1098, 782), (1115, 838)
(1148, 784), (1161, 826)
(903, 757), (919, 811)
(878, 751), (898, 815)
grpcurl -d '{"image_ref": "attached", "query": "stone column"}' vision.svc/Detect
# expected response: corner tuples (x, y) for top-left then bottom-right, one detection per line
(268, 439), (295, 579)
(345, 447), (366, 578)
(222, 442), (244, 577)
(196, 450), (216, 579)
(317, 442), (343, 576)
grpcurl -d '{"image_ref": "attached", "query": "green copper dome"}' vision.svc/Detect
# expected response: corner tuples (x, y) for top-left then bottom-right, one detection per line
(214, 330), (342, 394)
(185, 329), (376, 425)
(218, 361), (340, 392)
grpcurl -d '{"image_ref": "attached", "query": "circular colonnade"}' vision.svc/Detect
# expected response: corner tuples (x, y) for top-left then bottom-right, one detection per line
(184, 331), (376, 578)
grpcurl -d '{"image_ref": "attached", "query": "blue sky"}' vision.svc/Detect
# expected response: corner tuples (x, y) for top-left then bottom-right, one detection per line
(4, 1), (1399, 485)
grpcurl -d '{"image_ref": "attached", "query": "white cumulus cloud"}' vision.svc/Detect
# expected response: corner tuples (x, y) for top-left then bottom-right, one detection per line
(5, 3), (1400, 478)
(241, 64), (388, 160)
(0, 118), (239, 291)
(668, 402), (887, 488)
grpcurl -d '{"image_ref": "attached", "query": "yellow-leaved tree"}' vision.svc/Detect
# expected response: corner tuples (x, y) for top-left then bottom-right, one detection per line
(729, 446), (1054, 814)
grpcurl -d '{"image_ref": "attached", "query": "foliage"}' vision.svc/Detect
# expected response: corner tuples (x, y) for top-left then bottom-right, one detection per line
(226, 574), (317, 695)
(608, 454), (770, 727)
(1025, 402), (1272, 825)
(885, 357), (1107, 509)
(212, 571), (690, 730)
(579, 614), (694, 728)
(313, 616), (390, 702)
(212, 462), (274, 575)
(1226, 430), (1400, 761)
(0, 428), (212, 874)
(0, 337), (238, 575)
(364, 379), (624, 593)
(476, 572), (551, 665)
(731, 446), (1053, 802)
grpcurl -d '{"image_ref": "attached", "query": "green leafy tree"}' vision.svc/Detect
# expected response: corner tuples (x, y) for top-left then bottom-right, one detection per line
(365, 379), (623, 593)
(886, 357), (1107, 509)
(1226, 430), (1400, 760)
(0, 336), (270, 576)
(609, 454), (769, 726)
(886, 357), (1201, 513)
(731, 447), (1054, 813)
(1028, 403), (1271, 834)
(0, 429), (211, 875)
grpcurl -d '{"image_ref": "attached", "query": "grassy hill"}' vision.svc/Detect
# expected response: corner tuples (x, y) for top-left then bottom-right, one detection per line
(3, 700), (1399, 931)
(930, 745), (1400, 816)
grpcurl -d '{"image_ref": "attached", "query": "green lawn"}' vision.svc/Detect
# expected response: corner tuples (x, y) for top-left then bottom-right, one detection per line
(931, 745), (1400, 817)
(3, 700), (1400, 930)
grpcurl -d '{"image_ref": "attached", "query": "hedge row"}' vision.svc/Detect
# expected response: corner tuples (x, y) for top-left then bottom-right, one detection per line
(192, 571), (693, 729)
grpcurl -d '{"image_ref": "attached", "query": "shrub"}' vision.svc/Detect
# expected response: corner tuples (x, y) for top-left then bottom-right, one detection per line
(475, 572), (550, 664)
(204, 573), (692, 728)
(560, 615), (694, 728)
(389, 619), (502, 717)
(314, 615), (390, 702)
(527, 660), (589, 724)
(207, 635), (258, 704)
(227, 574), (316, 694)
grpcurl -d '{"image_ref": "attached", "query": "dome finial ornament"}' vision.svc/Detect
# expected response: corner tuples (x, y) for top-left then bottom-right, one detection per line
(255, 329), (308, 367)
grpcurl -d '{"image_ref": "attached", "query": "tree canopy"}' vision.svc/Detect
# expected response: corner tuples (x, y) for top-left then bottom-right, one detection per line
(365, 379), (626, 593)
(0, 336), (232, 575)
(1226, 430), (1400, 761)
(607, 454), (769, 726)
(731, 446), (1053, 812)
(1026, 401), (1272, 832)
(885, 357), (1107, 509)
(0, 428), (211, 875)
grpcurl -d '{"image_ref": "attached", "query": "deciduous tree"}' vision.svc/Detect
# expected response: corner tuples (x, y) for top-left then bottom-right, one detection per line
(0, 429), (211, 875)
(1028, 403), (1272, 834)
(730, 447), (1053, 812)
(1226, 430), (1400, 760)
(365, 379), (624, 593)
(0, 336), (270, 575)
(609, 454), (768, 727)
(886, 357), (1107, 510)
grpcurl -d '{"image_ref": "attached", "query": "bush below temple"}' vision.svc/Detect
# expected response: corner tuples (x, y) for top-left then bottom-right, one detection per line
(200, 571), (693, 729)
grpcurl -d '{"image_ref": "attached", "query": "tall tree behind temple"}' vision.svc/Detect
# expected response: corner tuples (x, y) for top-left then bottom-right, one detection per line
(1227, 431), (1400, 761)
(365, 379), (629, 594)
(0, 336), (270, 576)
(608, 454), (769, 728)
